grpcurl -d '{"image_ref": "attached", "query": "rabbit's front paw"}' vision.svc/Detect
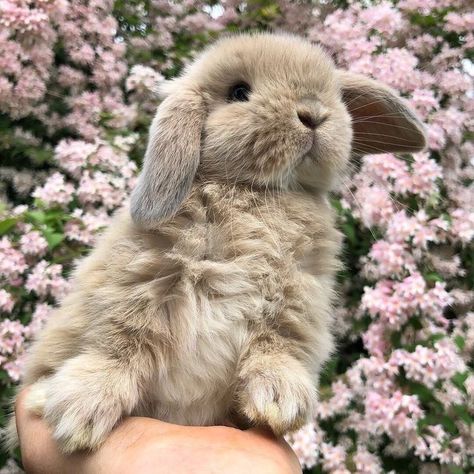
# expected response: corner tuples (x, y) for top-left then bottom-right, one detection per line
(236, 356), (317, 435)
(37, 380), (122, 453)
(29, 364), (128, 454)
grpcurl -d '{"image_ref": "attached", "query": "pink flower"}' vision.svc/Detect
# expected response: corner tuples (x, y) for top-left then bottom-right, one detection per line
(317, 381), (353, 419)
(359, 1), (404, 36)
(25, 260), (69, 300)
(69, 44), (95, 65)
(19, 231), (48, 256)
(3, 356), (24, 381)
(25, 303), (52, 337)
(126, 65), (164, 92)
(426, 123), (447, 150)
(64, 209), (110, 245)
(32, 172), (75, 207)
(409, 89), (439, 119)
(409, 153), (443, 198)
(0, 289), (14, 313)
(391, 339), (465, 388)
(369, 240), (413, 276)
(0, 1), (49, 34)
(0, 319), (24, 355)
(364, 390), (422, 438)
(445, 12), (474, 33)
(320, 443), (347, 472)
(363, 322), (389, 357)
(438, 69), (472, 95)
(54, 139), (97, 175)
(450, 208), (474, 243)
(0, 237), (27, 280)
(285, 423), (321, 469)
(77, 170), (127, 209)
(354, 185), (395, 228)
(354, 446), (382, 474)
(432, 108), (468, 144)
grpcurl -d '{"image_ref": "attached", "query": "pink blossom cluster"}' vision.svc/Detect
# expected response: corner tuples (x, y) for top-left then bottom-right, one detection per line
(64, 209), (111, 246)
(320, 442), (349, 474)
(0, 304), (51, 381)
(0, 0), (133, 130)
(361, 273), (452, 331)
(317, 381), (352, 420)
(25, 260), (69, 300)
(415, 425), (467, 466)
(126, 65), (164, 93)
(364, 390), (423, 440)
(0, 237), (27, 282)
(284, 422), (321, 469)
(350, 153), (444, 228)
(392, 340), (466, 388)
(32, 172), (75, 207)
(19, 231), (48, 256)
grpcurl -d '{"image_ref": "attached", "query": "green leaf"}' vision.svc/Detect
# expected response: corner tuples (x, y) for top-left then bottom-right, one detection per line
(390, 330), (402, 348)
(43, 230), (64, 249)
(44, 209), (66, 222)
(409, 316), (423, 330)
(452, 372), (468, 393)
(419, 413), (459, 435)
(452, 404), (473, 425)
(454, 335), (465, 351)
(427, 333), (445, 345)
(440, 415), (459, 435)
(330, 197), (343, 213)
(406, 380), (436, 405)
(424, 271), (444, 283)
(319, 357), (339, 386)
(342, 223), (357, 245)
(0, 217), (17, 235)
(26, 210), (47, 224)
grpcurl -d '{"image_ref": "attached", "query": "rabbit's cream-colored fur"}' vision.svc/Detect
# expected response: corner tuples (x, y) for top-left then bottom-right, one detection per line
(7, 33), (426, 454)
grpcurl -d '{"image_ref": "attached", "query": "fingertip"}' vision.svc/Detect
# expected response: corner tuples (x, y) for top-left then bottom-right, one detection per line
(14, 387), (32, 437)
(14, 387), (63, 474)
(243, 427), (302, 473)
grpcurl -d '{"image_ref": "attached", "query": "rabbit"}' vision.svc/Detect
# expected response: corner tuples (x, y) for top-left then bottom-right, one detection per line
(6, 32), (426, 455)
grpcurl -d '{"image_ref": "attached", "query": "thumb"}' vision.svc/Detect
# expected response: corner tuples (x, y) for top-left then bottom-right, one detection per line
(15, 388), (80, 474)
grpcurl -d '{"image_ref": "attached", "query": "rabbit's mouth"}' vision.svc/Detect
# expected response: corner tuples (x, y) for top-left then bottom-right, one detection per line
(298, 132), (318, 162)
(298, 126), (317, 153)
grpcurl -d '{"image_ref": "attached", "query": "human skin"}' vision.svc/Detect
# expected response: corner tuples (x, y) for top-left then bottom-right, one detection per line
(15, 389), (302, 474)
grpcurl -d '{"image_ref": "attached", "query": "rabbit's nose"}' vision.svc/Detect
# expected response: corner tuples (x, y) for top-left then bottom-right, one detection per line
(296, 102), (329, 130)
(297, 110), (318, 130)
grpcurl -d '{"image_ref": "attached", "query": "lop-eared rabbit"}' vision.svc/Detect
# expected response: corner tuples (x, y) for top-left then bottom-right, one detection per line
(7, 33), (425, 454)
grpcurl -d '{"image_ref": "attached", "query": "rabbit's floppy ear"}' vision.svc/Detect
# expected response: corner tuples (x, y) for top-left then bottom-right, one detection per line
(338, 71), (426, 154)
(130, 86), (205, 227)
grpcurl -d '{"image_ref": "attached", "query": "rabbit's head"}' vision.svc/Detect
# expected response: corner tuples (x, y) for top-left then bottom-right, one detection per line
(131, 33), (426, 227)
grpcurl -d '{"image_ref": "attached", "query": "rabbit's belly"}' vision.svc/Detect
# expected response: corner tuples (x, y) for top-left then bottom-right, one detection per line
(147, 302), (249, 426)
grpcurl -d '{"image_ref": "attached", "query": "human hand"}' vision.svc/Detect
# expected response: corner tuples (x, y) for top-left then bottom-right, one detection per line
(15, 388), (302, 474)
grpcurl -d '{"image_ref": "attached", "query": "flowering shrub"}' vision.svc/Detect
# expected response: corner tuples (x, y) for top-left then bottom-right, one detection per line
(0, 1), (472, 472)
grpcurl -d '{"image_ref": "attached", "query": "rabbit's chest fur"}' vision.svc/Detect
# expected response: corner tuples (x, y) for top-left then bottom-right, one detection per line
(134, 183), (340, 423)
(25, 183), (341, 426)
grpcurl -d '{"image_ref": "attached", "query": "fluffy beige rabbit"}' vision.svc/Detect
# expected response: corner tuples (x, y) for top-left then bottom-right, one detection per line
(7, 33), (426, 454)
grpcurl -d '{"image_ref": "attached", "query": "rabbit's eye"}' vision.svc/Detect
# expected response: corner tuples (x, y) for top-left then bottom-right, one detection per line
(228, 83), (251, 102)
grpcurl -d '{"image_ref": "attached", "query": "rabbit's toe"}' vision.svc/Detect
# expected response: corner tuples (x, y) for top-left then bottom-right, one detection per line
(45, 390), (122, 454)
(24, 379), (49, 416)
(38, 374), (124, 453)
(237, 360), (316, 435)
